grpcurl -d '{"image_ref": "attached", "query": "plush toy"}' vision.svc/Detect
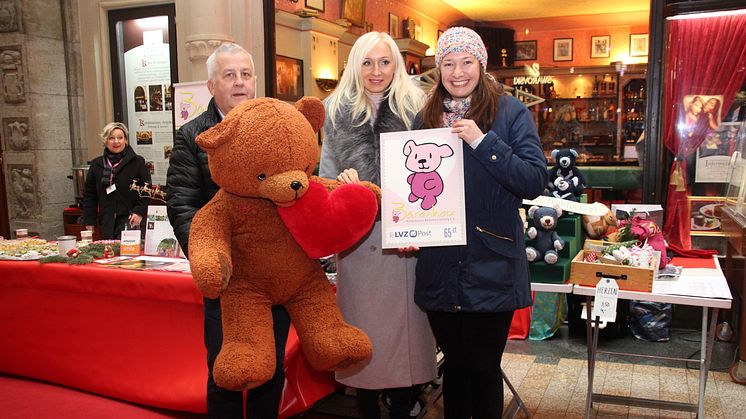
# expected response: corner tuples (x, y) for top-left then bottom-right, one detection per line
(190, 97), (378, 391)
(582, 207), (619, 240)
(548, 148), (586, 198)
(518, 208), (528, 232)
(526, 205), (565, 264)
(546, 176), (581, 202)
(623, 216), (668, 268)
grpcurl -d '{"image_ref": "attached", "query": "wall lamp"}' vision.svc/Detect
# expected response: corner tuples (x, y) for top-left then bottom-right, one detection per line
(315, 78), (338, 92)
(613, 61), (628, 76)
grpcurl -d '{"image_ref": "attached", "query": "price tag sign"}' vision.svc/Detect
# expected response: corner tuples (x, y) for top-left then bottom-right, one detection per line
(592, 277), (619, 322)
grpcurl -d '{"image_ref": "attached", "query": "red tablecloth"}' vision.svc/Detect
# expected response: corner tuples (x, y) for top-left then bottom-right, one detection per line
(0, 260), (336, 415)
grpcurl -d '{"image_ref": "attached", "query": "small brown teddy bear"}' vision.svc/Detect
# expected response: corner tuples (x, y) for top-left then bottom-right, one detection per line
(190, 97), (378, 391)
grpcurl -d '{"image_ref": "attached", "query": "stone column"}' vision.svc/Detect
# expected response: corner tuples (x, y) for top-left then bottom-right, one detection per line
(0, 0), (75, 238)
(182, 0), (233, 81)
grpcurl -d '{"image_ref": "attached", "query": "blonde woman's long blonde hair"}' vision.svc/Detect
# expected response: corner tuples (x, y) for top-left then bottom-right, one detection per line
(325, 31), (423, 130)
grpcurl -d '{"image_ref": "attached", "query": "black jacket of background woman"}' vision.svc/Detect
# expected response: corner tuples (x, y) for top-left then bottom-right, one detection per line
(81, 145), (151, 239)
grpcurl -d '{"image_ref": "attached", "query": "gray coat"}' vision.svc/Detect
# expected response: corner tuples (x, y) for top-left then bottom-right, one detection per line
(320, 98), (437, 389)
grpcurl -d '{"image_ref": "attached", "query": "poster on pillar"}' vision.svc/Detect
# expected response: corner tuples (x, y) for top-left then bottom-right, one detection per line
(123, 21), (174, 186)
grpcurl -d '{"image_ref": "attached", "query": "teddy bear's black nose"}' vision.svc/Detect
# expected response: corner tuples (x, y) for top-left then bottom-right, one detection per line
(290, 181), (302, 191)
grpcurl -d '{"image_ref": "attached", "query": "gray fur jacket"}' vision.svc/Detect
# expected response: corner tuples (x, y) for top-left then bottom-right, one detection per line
(319, 97), (412, 184)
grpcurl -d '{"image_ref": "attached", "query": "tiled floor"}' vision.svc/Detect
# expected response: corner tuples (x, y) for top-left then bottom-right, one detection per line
(301, 322), (746, 419)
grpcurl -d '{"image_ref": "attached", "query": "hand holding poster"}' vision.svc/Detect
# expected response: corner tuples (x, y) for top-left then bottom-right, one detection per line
(380, 128), (466, 248)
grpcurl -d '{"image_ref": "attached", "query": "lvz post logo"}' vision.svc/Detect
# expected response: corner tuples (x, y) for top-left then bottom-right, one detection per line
(393, 230), (419, 238)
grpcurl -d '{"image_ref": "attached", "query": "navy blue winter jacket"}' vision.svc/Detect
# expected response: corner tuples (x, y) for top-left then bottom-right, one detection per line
(414, 94), (547, 313)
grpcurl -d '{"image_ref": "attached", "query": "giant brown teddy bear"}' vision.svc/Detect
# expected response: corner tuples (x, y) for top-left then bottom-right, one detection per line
(190, 97), (378, 391)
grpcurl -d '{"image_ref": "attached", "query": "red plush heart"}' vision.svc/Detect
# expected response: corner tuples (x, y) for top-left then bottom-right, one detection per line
(278, 181), (378, 259)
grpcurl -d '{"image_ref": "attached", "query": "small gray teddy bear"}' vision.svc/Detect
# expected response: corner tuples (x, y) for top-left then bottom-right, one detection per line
(525, 205), (565, 264)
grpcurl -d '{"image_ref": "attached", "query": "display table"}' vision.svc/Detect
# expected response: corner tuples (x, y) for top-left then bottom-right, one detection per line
(572, 257), (732, 418)
(0, 260), (336, 416)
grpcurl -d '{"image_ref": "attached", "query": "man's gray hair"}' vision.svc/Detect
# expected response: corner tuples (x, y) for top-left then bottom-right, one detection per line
(206, 43), (254, 81)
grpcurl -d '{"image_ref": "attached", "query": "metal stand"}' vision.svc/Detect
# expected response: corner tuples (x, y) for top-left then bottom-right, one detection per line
(583, 296), (719, 418)
(502, 370), (530, 419)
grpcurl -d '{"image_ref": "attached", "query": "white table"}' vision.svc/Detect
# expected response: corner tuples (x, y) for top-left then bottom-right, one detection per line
(573, 258), (732, 419)
(531, 282), (574, 294)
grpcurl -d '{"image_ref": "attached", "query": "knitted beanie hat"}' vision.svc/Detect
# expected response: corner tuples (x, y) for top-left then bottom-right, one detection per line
(435, 27), (488, 70)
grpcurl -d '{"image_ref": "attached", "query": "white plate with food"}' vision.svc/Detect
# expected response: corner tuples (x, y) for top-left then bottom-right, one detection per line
(699, 203), (724, 219)
(691, 216), (721, 231)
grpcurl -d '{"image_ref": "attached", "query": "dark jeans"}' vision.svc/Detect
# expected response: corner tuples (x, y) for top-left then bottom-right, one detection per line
(204, 298), (291, 419)
(427, 310), (514, 419)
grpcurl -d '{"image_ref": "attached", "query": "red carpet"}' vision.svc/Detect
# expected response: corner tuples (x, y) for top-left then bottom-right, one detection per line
(0, 374), (206, 418)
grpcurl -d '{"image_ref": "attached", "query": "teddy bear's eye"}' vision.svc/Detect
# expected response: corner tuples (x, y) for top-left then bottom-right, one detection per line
(257, 173), (266, 181)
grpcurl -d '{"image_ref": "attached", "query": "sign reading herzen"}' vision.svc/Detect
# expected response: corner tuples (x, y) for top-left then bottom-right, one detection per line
(380, 128), (467, 249)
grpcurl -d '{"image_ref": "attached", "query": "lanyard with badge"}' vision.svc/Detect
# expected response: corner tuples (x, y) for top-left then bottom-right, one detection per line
(105, 157), (122, 195)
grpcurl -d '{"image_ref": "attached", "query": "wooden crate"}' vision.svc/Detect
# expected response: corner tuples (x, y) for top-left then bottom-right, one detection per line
(569, 249), (659, 292)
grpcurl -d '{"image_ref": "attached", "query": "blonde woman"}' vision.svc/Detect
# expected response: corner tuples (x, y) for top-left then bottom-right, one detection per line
(82, 122), (150, 239)
(319, 31), (437, 419)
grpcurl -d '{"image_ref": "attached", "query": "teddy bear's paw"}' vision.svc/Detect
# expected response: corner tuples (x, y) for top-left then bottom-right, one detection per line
(214, 342), (275, 391)
(420, 196), (437, 210)
(304, 326), (372, 371)
(192, 251), (232, 298)
(526, 247), (538, 262)
(544, 251), (559, 264)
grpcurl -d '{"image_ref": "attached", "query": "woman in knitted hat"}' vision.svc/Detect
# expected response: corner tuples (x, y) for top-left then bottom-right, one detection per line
(413, 26), (547, 418)
(319, 31), (437, 419)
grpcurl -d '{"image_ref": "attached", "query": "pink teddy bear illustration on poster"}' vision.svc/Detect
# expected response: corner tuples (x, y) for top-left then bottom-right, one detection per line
(403, 139), (454, 210)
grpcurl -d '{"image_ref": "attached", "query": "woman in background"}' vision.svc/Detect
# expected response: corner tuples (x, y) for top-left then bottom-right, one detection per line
(414, 27), (547, 418)
(82, 122), (150, 239)
(319, 31), (437, 419)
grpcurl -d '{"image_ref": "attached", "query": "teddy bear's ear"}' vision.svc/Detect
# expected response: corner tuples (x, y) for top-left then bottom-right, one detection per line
(403, 140), (415, 156)
(195, 119), (233, 151)
(551, 149), (560, 161)
(528, 205), (539, 218)
(553, 204), (563, 218)
(295, 96), (325, 133)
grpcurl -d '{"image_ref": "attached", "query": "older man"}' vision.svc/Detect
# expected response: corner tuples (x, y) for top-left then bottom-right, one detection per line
(166, 43), (290, 419)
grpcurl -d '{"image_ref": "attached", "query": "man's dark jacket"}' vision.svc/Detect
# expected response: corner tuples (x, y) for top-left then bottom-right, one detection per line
(166, 98), (221, 257)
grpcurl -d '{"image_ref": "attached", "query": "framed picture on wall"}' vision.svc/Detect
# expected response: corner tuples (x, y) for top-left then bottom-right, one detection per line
(630, 33), (649, 57)
(275, 55), (304, 102)
(388, 13), (399, 38)
(689, 196), (725, 235)
(591, 35), (610, 58)
(553, 38), (573, 62)
(305, 0), (324, 12)
(342, 0), (366, 27)
(514, 40), (537, 61)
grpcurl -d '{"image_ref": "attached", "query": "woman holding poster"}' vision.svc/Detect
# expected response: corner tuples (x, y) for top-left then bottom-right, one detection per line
(319, 31), (437, 419)
(414, 27), (547, 418)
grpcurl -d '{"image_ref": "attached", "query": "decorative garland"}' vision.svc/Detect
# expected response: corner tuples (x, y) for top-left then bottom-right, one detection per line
(39, 241), (121, 265)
